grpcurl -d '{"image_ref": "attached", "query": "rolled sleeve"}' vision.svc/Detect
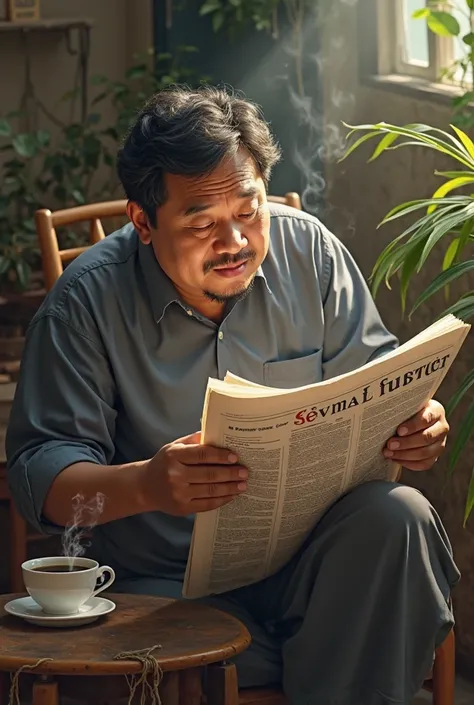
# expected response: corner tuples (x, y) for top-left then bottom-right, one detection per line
(6, 313), (117, 533)
(320, 228), (399, 380)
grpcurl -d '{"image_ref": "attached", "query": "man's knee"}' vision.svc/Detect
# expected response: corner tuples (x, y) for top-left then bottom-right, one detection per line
(339, 480), (433, 535)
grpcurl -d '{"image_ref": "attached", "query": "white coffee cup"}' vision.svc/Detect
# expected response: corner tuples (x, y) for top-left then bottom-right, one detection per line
(22, 556), (115, 616)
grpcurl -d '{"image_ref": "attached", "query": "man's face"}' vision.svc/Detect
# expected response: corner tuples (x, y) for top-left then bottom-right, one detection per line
(131, 150), (270, 313)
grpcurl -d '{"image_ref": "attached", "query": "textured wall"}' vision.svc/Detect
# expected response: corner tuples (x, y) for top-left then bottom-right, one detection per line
(322, 2), (474, 672)
(0, 0), (152, 129)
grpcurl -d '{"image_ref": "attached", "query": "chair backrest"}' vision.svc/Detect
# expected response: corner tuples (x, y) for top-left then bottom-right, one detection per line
(35, 192), (302, 291)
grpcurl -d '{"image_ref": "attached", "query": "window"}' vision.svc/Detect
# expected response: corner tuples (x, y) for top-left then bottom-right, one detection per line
(377, 0), (472, 85)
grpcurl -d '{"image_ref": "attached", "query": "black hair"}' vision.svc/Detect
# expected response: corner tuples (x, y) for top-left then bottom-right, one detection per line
(116, 84), (282, 225)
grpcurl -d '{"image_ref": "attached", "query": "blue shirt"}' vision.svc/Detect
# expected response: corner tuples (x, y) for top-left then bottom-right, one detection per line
(6, 204), (398, 582)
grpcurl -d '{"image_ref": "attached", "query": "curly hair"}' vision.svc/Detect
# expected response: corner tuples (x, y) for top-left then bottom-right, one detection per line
(117, 85), (282, 225)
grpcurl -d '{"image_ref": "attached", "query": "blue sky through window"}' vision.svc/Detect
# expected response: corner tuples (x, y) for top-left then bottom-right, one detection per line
(404, 0), (429, 65)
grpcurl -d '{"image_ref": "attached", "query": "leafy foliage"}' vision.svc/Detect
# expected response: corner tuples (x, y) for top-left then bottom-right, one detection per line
(341, 121), (474, 525)
(198, 0), (281, 34)
(0, 48), (202, 292)
(413, 1), (474, 129)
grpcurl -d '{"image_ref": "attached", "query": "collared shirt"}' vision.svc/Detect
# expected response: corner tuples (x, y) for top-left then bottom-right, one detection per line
(6, 203), (398, 582)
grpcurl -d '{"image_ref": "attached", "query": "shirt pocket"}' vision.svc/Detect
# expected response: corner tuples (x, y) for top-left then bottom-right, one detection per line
(263, 350), (323, 389)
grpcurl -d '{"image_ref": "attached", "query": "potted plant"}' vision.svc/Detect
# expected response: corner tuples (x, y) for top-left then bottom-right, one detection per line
(341, 121), (474, 524)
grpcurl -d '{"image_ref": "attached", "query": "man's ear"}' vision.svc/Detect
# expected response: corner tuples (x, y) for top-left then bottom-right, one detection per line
(127, 202), (153, 244)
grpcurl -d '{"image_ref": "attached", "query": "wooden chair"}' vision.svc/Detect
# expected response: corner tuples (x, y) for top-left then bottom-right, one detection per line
(238, 627), (455, 705)
(35, 193), (455, 705)
(35, 192), (302, 292)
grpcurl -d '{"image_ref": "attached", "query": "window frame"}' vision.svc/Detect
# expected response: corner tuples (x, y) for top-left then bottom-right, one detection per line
(376, 0), (454, 84)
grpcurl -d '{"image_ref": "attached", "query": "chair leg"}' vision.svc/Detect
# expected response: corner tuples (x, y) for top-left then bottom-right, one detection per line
(207, 662), (239, 705)
(432, 629), (455, 705)
(32, 677), (59, 705)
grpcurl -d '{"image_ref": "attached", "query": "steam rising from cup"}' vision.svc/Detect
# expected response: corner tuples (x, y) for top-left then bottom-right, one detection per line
(62, 492), (105, 569)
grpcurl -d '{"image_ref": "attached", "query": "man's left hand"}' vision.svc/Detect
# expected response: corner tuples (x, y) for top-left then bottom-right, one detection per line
(383, 399), (449, 471)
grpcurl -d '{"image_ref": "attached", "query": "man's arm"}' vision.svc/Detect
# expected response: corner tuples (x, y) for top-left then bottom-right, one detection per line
(7, 312), (246, 530)
(318, 225), (399, 380)
(6, 312), (150, 531)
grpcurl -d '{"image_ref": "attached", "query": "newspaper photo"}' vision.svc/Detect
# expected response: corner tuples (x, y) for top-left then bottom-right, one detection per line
(183, 315), (470, 598)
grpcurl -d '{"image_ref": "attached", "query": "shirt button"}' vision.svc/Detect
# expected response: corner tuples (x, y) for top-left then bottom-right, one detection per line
(186, 309), (193, 316)
(218, 331), (224, 341)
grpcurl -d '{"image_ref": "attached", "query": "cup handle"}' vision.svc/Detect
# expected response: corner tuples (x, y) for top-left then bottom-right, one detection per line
(93, 566), (116, 597)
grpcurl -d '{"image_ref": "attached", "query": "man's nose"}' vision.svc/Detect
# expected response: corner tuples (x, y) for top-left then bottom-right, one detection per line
(214, 224), (248, 254)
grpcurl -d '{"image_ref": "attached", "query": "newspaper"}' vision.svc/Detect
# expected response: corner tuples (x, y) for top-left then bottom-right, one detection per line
(183, 314), (470, 598)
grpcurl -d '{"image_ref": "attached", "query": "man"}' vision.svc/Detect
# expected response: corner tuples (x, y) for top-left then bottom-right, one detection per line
(7, 86), (458, 705)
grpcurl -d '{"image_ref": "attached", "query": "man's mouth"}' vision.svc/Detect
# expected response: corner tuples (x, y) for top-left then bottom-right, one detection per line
(213, 260), (249, 278)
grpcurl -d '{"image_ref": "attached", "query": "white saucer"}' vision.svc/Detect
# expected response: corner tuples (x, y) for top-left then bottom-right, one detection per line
(4, 596), (116, 628)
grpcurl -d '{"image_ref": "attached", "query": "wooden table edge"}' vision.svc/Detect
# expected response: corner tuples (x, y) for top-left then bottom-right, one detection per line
(0, 638), (251, 675)
(0, 594), (252, 675)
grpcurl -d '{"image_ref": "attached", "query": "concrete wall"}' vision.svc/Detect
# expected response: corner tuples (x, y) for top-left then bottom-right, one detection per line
(0, 0), (152, 123)
(323, 1), (474, 672)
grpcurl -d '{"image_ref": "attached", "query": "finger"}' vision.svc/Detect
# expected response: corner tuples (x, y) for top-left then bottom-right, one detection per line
(384, 441), (445, 463)
(385, 420), (448, 452)
(184, 464), (248, 483)
(397, 400), (444, 437)
(189, 481), (247, 499)
(174, 431), (201, 445)
(175, 443), (240, 466)
(398, 458), (439, 472)
(190, 496), (237, 512)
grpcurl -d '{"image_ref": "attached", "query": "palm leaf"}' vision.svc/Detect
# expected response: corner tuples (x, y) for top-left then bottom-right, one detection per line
(381, 197), (469, 225)
(343, 122), (474, 168)
(418, 204), (474, 269)
(436, 170), (474, 179)
(428, 177), (474, 213)
(463, 468), (474, 527)
(451, 125), (474, 161)
(442, 237), (461, 271)
(439, 295), (474, 321)
(368, 131), (406, 162)
(411, 260), (474, 313)
(340, 130), (381, 160)
(400, 240), (426, 312)
(446, 369), (474, 417)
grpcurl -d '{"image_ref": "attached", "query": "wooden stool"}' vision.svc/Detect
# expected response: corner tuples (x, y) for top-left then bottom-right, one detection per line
(0, 593), (250, 705)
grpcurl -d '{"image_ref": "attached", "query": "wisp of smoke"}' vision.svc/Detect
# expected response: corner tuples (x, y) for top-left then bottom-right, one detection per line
(280, 0), (358, 229)
(62, 492), (105, 569)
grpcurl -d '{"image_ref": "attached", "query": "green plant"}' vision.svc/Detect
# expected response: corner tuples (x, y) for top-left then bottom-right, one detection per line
(199, 0), (280, 33)
(413, 1), (474, 128)
(0, 117), (50, 290)
(341, 121), (474, 524)
(0, 48), (203, 292)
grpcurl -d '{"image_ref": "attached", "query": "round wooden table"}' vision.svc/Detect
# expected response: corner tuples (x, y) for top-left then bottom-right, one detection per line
(0, 593), (251, 705)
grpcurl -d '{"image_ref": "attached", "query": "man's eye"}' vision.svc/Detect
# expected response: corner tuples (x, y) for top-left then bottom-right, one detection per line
(239, 210), (257, 220)
(190, 223), (213, 232)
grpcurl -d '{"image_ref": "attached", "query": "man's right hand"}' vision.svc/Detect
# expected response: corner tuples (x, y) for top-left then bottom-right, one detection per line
(142, 432), (248, 515)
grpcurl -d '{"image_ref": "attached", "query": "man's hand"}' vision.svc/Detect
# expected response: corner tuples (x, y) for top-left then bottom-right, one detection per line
(383, 399), (449, 471)
(142, 432), (248, 515)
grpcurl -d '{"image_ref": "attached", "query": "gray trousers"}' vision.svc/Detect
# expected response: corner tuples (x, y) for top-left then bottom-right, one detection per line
(114, 481), (460, 705)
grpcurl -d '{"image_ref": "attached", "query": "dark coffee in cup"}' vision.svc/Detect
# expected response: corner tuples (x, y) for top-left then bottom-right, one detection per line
(31, 564), (87, 573)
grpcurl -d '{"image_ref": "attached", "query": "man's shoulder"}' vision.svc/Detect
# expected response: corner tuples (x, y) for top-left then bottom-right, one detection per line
(34, 222), (139, 323)
(267, 201), (335, 281)
(268, 201), (333, 251)
(269, 200), (319, 227)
